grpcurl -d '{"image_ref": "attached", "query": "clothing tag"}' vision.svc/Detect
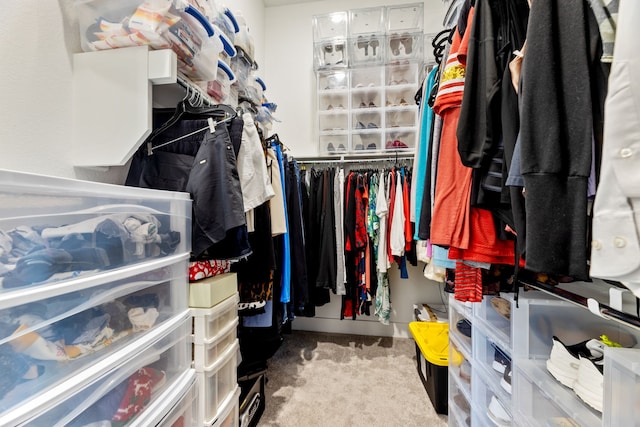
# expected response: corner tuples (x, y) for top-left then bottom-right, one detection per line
(207, 117), (217, 133)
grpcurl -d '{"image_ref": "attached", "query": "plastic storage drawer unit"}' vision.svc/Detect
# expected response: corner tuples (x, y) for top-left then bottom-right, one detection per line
(192, 315), (238, 370)
(192, 293), (240, 342)
(15, 313), (191, 426)
(409, 321), (449, 415)
(197, 340), (240, 425)
(0, 256), (190, 425)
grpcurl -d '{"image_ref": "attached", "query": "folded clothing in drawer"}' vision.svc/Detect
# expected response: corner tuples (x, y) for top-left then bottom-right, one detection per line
(0, 259), (188, 410)
(0, 211), (182, 289)
(20, 315), (191, 426)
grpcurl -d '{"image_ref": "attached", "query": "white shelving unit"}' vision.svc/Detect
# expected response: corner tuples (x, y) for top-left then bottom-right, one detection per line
(0, 169), (195, 426)
(448, 289), (640, 427)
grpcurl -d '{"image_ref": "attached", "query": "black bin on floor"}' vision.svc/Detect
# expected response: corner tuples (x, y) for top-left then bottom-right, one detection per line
(409, 322), (449, 415)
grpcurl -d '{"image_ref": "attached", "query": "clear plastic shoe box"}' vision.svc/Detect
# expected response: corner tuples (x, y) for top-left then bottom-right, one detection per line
(603, 347), (640, 427)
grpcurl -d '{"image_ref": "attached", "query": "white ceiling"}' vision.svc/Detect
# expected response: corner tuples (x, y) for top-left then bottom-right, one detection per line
(263, 0), (319, 7)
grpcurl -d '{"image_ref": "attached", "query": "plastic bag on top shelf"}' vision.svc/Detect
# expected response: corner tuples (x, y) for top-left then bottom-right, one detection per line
(75, 0), (223, 80)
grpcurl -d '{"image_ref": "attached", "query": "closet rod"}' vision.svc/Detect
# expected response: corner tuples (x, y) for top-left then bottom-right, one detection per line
(297, 153), (414, 164)
(176, 73), (215, 107)
(519, 278), (640, 332)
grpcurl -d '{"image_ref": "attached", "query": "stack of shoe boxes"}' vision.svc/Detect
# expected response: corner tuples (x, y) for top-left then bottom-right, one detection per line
(448, 289), (640, 427)
(314, 3), (425, 155)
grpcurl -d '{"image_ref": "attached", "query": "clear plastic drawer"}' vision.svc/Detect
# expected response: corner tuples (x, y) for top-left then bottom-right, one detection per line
(192, 293), (239, 342)
(196, 340), (239, 425)
(514, 359), (601, 427)
(603, 347), (640, 427)
(192, 316), (238, 370)
(0, 169), (190, 292)
(0, 257), (189, 422)
(208, 386), (240, 427)
(6, 313), (191, 426)
(473, 294), (512, 350)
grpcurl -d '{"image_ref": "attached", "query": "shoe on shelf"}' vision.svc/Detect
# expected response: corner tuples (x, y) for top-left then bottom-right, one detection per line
(366, 143), (377, 150)
(573, 356), (604, 413)
(545, 335), (606, 389)
(487, 395), (511, 427)
(490, 296), (511, 321)
(337, 144), (346, 151)
(501, 364), (512, 394)
(326, 143), (335, 152)
(492, 343), (511, 375)
(453, 394), (471, 413)
(354, 144), (364, 150)
(456, 319), (472, 338)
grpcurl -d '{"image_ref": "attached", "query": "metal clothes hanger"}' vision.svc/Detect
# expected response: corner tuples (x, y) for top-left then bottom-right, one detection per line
(146, 87), (237, 155)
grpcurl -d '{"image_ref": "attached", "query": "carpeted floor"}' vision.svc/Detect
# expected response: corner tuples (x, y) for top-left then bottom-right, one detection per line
(258, 330), (448, 427)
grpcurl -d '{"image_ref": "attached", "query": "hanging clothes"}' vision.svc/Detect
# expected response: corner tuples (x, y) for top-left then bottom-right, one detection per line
(519, 0), (606, 278)
(126, 113), (251, 261)
(272, 143), (291, 304)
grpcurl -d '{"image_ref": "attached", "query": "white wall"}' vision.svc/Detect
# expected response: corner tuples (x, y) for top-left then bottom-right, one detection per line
(263, 0), (450, 337)
(0, 0), (265, 184)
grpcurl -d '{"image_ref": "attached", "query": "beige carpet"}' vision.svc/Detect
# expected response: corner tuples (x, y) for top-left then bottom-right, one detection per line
(259, 330), (448, 427)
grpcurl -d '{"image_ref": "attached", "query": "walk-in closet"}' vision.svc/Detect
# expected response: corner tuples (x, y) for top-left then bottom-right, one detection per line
(0, 0), (639, 426)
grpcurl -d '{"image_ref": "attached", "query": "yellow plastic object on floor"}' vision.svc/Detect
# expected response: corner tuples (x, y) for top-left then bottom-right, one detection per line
(409, 321), (449, 367)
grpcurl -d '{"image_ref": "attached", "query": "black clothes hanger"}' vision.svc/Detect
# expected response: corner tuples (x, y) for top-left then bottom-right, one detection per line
(146, 100), (236, 155)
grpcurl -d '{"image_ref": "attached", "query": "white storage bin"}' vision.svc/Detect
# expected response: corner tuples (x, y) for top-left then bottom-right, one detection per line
(348, 33), (384, 67)
(208, 386), (240, 427)
(313, 12), (349, 41)
(320, 134), (350, 155)
(512, 292), (638, 359)
(318, 70), (349, 91)
(514, 359), (601, 427)
(473, 326), (511, 378)
(385, 3), (424, 33)
(472, 364), (512, 426)
(349, 7), (384, 35)
(449, 335), (472, 400)
(192, 294), (239, 343)
(5, 313), (190, 426)
(603, 347), (640, 427)
(449, 377), (472, 427)
(473, 294), (512, 350)
(197, 340), (239, 425)
(0, 257), (189, 422)
(0, 169), (190, 291)
(449, 300), (473, 358)
(352, 130), (383, 152)
(386, 107), (417, 129)
(320, 112), (349, 133)
(314, 39), (349, 70)
(192, 316), (238, 370)
(385, 31), (424, 64)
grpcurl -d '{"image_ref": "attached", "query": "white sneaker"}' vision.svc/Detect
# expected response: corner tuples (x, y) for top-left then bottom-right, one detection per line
(487, 395), (511, 427)
(545, 336), (604, 389)
(573, 356), (604, 412)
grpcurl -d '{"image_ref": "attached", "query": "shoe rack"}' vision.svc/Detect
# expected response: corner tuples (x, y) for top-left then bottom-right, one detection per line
(313, 4), (424, 155)
(447, 283), (640, 427)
